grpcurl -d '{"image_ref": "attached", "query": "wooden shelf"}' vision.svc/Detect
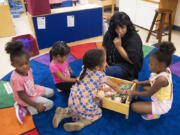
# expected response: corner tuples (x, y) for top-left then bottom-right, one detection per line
(0, 4), (16, 37)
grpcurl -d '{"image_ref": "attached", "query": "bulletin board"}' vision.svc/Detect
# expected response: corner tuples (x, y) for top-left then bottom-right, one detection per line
(32, 8), (102, 49)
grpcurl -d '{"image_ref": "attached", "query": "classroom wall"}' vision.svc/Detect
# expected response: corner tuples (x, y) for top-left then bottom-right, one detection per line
(116, 0), (119, 7)
(174, 0), (180, 27)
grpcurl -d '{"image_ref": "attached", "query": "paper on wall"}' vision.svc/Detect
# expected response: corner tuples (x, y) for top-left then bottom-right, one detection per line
(67, 15), (75, 27)
(37, 17), (46, 29)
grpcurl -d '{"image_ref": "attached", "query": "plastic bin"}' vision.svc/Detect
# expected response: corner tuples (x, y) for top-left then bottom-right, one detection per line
(26, 0), (51, 16)
(12, 34), (39, 57)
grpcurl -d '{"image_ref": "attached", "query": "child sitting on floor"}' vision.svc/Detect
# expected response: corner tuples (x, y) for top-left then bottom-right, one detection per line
(52, 48), (125, 132)
(127, 42), (176, 120)
(49, 41), (78, 94)
(5, 41), (54, 124)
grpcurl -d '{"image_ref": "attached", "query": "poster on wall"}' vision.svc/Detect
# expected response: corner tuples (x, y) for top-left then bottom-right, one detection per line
(37, 17), (46, 29)
(67, 15), (75, 27)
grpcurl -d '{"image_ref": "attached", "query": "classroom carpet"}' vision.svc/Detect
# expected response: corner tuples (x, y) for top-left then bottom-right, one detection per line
(33, 53), (76, 66)
(1, 44), (180, 135)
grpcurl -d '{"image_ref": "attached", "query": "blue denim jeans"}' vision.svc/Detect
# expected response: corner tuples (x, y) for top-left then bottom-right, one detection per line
(105, 65), (124, 78)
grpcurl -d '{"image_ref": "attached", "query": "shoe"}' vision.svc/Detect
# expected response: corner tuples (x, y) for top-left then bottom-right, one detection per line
(52, 107), (71, 128)
(64, 122), (84, 132)
(14, 102), (27, 124)
(141, 114), (160, 120)
(57, 89), (63, 92)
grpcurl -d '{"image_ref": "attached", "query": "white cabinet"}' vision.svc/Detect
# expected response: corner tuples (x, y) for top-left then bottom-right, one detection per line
(119, 0), (159, 29)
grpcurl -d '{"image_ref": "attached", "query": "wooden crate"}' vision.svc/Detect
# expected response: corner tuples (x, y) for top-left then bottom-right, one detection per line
(99, 76), (136, 119)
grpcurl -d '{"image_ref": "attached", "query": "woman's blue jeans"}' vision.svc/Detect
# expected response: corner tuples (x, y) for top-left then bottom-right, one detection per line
(105, 65), (124, 78)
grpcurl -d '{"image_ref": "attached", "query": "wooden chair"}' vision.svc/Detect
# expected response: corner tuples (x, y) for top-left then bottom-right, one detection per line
(146, 9), (172, 48)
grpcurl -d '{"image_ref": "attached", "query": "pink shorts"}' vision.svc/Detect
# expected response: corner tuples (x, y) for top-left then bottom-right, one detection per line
(151, 96), (172, 115)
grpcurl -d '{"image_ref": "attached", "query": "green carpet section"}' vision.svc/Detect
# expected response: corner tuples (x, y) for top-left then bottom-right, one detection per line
(0, 81), (15, 108)
(143, 45), (154, 58)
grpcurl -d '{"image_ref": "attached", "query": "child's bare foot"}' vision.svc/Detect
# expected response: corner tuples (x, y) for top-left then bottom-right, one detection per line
(64, 122), (84, 132)
(52, 107), (71, 128)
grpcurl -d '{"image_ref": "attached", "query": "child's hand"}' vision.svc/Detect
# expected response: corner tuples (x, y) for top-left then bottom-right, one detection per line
(97, 91), (105, 98)
(36, 103), (46, 112)
(68, 66), (73, 74)
(75, 77), (80, 83)
(93, 97), (103, 107)
(98, 86), (103, 91)
(101, 87), (112, 92)
(133, 80), (140, 85)
(126, 90), (134, 97)
(121, 90), (127, 95)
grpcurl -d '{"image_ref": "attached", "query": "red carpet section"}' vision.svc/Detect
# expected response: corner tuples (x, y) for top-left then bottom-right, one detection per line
(22, 128), (39, 135)
(70, 42), (97, 59)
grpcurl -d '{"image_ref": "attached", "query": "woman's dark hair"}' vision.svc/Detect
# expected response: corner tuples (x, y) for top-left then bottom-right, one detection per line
(108, 12), (135, 39)
(5, 41), (29, 62)
(49, 41), (70, 61)
(151, 42), (176, 67)
(79, 49), (105, 81)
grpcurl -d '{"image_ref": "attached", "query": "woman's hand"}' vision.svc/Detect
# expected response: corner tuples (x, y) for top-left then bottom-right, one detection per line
(113, 33), (122, 48)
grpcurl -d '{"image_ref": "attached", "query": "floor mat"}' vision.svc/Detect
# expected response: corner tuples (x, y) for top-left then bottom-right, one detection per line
(0, 81), (15, 108)
(96, 41), (103, 49)
(0, 107), (35, 135)
(142, 45), (154, 58)
(33, 53), (50, 66)
(69, 59), (83, 77)
(170, 61), (180, 77)
(22, 128), (39, 135)
(33, 53), (77, 66)
(1, 45), (180, 135)
(70, 43), (97, 59)
(32, 47), (180, 135)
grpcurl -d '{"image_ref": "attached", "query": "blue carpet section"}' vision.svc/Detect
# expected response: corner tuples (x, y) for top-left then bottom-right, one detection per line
(69, 59), (83, 77)
(1, 71), (13, 81)
(1, 48), (180, 135)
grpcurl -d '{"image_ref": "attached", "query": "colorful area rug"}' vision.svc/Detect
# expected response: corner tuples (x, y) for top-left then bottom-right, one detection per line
(1, 44), (180, 135)
(33, 53), (76, 66)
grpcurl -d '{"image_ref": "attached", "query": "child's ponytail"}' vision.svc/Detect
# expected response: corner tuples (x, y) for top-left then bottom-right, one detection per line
(151, 42), (176, 67)
(79, 66), (87, 82)
(49, 49), (53, 62)
(5, 41), (28, 62)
